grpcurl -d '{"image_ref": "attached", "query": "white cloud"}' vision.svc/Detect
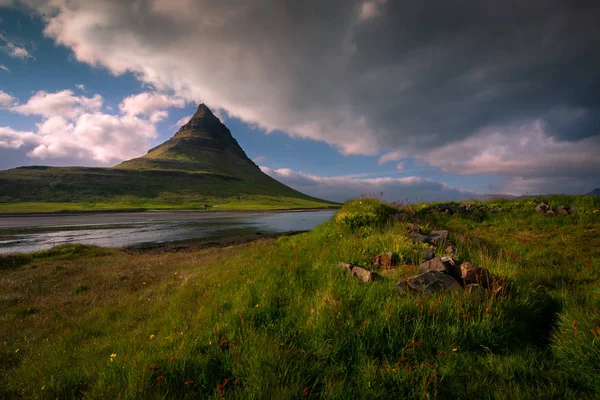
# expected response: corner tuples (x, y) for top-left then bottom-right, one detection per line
(0, 90), (16, 107)
(260, 166), (473, 203)
(170, 114), (193, 129)
(0, 33), (32, 59)
(0, 65), (9, 72)
(75, 83), (85, 90)
(253, 155), (266, 163)
(412, 122), (600, 194)
(120, 92), (186, 123)
(378, 151), (405, 165)
(1, 90), (162, 164)
(0, 126), (38, 149)
(12, 90), (102, 119)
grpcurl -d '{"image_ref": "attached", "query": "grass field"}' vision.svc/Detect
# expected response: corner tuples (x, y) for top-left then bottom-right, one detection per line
(0, 166), (337, 213)
(1, 195), (599, 398)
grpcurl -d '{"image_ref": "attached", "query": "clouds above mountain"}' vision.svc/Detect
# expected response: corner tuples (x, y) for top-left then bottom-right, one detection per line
(0, 90), (178, 164)
(3, 0), (600, 193)
(260, 166), (473, 203)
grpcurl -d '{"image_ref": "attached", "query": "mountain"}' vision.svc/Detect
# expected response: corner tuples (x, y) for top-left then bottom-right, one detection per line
(0, 105), (336, 212)
(116, 104), (261, 178)
(589, 188), (600, 196)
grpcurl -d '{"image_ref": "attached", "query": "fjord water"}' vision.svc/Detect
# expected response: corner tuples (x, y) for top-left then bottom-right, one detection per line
(0, 210), (335, 254)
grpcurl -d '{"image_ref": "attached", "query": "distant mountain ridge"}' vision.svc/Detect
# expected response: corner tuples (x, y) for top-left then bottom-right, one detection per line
(0, 104), (335, 212)
(589, 188), (600, 196)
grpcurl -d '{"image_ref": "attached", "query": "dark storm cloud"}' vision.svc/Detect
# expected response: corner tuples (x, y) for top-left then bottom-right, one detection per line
(4, 0), (600, 193)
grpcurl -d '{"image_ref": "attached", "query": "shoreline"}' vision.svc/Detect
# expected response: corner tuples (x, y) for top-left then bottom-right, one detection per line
(0, 206), (340, 218)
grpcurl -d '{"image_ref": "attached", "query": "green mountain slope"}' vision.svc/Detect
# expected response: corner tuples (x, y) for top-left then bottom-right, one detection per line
(0, 105), (336, 213)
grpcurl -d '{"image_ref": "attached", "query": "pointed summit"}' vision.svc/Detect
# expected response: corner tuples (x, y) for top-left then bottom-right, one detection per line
(115, 103), (255, 177)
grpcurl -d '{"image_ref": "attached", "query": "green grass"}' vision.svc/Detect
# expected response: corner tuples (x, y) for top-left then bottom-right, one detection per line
(0, 166), (338, 213)
(0, 196), (599, 398)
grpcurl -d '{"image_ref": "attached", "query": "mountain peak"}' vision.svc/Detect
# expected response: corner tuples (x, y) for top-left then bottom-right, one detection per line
(177, 103), (222, 134)
(192, 103), (216, 120)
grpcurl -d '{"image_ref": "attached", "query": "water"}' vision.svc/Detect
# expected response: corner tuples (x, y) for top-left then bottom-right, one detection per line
(0, 210), (335, 254)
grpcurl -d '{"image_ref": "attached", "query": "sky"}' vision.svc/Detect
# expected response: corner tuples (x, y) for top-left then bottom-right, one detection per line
(0, 1), (599, 203)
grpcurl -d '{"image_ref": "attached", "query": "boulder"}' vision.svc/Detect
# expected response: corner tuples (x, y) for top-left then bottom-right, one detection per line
(444, 244), (456, 255)
(535, 203), (549, 213)
(371, 251), (399, 269)
(418, 256), (460, 279)
(338, 262), (379, 283)
(491, 206), (503, 213)
(352, 266), (379, 283)
(422, 249), (436, 261)
(426, 230), (449, 245)
(545, 210), (556, 217)
(460, 262), (491, 289)
(410, 233), (427, 244)
(396, 272), (459, 295)
(557, 205), (570, 216)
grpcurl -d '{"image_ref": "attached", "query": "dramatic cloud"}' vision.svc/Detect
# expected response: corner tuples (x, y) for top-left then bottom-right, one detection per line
(6, 0), (600, 193)
(119, 92), (186, 123)
(0, 33), (33, 59)
(0, 90), (171, 164)
(260, 166), (473, 203)
(0, 90), (16, 107)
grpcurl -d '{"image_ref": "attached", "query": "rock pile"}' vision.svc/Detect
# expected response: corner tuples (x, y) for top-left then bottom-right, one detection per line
(396, 257), (494, 295)
(535, 203), (570, 216)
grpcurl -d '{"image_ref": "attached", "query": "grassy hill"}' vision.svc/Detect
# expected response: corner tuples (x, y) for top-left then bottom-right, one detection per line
(1, 195), (598, 398)
(0, 105), (336, 213)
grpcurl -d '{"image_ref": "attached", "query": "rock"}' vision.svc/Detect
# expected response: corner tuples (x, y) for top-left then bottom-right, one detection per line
(395, 280), (411, 295)
(444, 244), (456, 255)
(545, 210), (556, 217)
(422, 249), (436, 261)
(491, 206), (503, 213)
(418, 256), (460, 279)
(371, 251), (399, 269)
(478, 205), (487, 212)
(426, 230), (449, 245)
(460, 262), (491, 289)
(352, 266), (379, 283)
(437, 204), (458, 215)
(557, 205), (570, 215)
(338, 262), (378, 283)
(410, 233), (427, 243)
(419, 256), (447, 273)
(535, 203), (550, 213)
(338, 262), (354, 273)
(398, 272), (459, 295)
(458, 203), (474, 213)
(407, 223), (422, 234)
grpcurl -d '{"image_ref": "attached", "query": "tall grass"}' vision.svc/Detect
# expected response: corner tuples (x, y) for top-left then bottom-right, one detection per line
(0, 195), (599, 398)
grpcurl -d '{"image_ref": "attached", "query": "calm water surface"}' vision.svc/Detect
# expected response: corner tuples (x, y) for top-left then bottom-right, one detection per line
(0, 210), (335, 254)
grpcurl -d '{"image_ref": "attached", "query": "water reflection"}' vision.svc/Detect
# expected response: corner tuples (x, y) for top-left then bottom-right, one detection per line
(0, 210), (335, 254)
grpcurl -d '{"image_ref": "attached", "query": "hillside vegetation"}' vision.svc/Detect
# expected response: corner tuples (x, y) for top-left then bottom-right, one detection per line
(1, 195), (599, 398)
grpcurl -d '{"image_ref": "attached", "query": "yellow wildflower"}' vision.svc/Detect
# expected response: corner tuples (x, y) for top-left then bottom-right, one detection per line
(110, 353), (117, 362)
(149, 334), (155, 340)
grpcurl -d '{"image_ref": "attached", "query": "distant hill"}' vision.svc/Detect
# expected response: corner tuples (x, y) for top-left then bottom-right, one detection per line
(589, 188), (600, 196)
(0, 104), (336, 212)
